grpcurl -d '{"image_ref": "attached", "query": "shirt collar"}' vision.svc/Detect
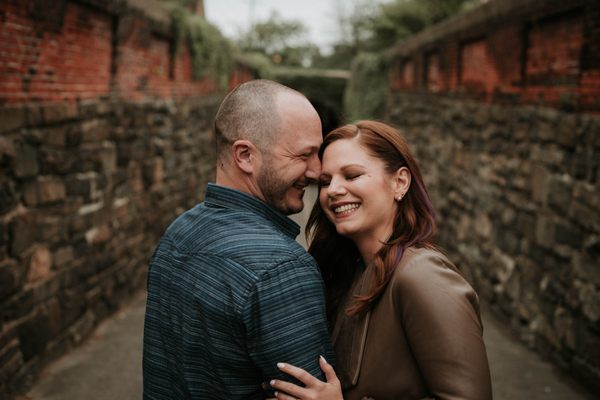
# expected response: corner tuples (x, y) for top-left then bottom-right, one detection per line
(204, 183), (301, 239)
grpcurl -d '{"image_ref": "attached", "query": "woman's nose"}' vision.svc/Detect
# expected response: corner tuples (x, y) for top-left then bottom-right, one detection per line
(327, 177), (346, 197)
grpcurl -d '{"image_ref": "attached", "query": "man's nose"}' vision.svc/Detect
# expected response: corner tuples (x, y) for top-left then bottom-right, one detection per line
(305, 154), (321, 181)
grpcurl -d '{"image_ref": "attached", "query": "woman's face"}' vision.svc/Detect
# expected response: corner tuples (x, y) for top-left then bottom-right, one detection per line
(318, 138), (399, 243)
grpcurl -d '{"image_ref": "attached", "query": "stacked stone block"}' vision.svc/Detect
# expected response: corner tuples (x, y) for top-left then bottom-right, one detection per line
(0, 96), (219, 396)
(386, 93), (600, 391)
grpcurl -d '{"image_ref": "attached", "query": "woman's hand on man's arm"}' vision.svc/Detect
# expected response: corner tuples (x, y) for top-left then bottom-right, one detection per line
(269, 355), (343, 400)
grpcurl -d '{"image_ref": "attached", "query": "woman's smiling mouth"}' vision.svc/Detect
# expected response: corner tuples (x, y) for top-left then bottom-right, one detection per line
(332, 203), (361, 215)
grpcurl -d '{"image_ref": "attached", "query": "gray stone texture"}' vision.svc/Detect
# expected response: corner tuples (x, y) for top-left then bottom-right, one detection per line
(386, 93), (600, 393)
(0, 97), (220, 397)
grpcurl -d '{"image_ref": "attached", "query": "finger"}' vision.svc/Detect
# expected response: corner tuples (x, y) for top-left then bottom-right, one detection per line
(277, 362), (320, 387)
(270, 379), (307, 399)
(319, 355), (339, 383)
(275, 391), (299, 400)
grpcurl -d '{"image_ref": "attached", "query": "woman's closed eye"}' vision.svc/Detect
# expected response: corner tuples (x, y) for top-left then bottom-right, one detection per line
(319, 178), (331, 187)
(319, 174), (362, 187)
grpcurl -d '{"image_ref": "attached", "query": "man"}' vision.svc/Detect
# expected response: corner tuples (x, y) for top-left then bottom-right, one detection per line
(143, 79), (334, 399)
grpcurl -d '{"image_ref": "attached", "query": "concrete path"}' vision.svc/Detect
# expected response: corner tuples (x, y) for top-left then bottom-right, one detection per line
(21, 291), (595, 400)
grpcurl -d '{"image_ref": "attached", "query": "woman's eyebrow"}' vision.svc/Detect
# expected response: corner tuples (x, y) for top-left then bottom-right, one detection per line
(340, 164), (366, 170)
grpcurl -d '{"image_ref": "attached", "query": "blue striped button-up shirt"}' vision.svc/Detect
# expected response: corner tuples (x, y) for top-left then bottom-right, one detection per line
(143, 183), (334, 399)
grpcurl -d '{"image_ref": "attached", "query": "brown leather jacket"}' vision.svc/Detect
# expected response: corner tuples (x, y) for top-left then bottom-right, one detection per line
(332, 247), (492, 400)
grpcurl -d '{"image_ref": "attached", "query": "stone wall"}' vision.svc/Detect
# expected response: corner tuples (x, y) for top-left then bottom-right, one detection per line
(0, 96), (220, 396)
(384, 0), (600, 391)
(386, 94), (599, 391)
(0, 0), (249, 396)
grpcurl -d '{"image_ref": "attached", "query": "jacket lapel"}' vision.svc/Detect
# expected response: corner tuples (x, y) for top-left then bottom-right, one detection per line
(331, 266), (375, 388)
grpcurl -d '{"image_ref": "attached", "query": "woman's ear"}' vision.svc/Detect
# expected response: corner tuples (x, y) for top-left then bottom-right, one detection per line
(232, 139), (258, 174)
(393, 167), (411, 201)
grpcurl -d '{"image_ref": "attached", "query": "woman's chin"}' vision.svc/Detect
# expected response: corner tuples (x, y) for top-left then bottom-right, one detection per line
(335, 224), (357, 238)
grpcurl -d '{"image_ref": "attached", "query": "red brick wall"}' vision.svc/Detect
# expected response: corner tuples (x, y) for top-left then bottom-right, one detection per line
(389, 58), (415, 91)
(388, 0), (600, 112)
(0, 1), (112, 102)
(425, 52), (442, 92)
(0, 0), (245, 104)
(459, 39), (501, 98)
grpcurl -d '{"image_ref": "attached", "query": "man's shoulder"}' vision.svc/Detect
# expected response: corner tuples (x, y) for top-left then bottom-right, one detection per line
(163, 202), (309, 265)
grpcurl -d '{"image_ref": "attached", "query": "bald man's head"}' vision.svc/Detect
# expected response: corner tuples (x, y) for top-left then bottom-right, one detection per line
(214, 79), (307, 162)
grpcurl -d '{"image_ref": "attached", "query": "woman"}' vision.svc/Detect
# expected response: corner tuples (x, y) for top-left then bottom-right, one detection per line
(269, 121), (492, 400)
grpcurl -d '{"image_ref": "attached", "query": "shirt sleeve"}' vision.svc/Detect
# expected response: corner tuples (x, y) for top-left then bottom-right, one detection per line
(242, 255), (335, 385)
(393, 251), (493, 400)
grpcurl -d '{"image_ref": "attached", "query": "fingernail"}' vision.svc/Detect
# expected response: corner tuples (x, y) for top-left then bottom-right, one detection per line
(270, 380), (275, 386)
(320, 355), (327, 363)
(274, 391), (278, 397)
(277, 362), (285, 369)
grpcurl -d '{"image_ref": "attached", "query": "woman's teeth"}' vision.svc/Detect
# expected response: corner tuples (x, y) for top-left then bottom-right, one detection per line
(334, 204), (360, 214)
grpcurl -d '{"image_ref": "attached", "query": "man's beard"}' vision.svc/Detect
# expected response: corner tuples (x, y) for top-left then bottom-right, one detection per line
(257, 156), (303, 215)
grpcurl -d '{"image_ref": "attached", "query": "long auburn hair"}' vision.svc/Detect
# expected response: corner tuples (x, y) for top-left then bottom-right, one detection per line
(307, 121), (437, 318)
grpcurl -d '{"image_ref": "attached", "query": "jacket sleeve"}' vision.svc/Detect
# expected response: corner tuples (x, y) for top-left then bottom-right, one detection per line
(392, 251), (492, 400)
(242, 255), (336, 385)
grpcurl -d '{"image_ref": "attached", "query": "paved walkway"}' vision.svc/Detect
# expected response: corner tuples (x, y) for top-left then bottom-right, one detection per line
(21, 290), (595, 400)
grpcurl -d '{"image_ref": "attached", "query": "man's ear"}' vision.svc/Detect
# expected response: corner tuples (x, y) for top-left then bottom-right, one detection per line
(232, 139), (258, 174)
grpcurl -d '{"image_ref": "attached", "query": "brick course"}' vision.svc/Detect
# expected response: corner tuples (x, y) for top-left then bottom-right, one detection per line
(388, 0), (600, 112)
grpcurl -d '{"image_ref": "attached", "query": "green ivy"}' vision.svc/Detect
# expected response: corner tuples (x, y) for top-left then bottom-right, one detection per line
(166, 1), (234, 90)
(236, 52), (274, 79)
(344, 52), (390, 121)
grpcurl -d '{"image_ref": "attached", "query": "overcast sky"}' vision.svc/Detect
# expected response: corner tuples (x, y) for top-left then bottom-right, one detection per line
(203, 0), (385, 53)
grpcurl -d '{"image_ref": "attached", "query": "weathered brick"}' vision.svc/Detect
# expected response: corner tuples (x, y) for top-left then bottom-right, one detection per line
(0, 180), (18, 215)
(39, 148), (74, 175)
(85, 223), (112, 245)
(52, 246), (74, 269)
(143, 156), (164, 188)
(573, 181), (598, 210)
(530, 164), (550, 204)
(516, 211), (536, 240)
(578, 283), (600, 322)
(573, 252), (600, 286)
(26, 245), (53, 284)
(0, 259), (22, 300)
(23, 177), (66, 206)
(41, 102), (79, 125)
(99, 142), (117, 175)
(0, 136), (16, 165)
(548, 174), (573, 214)
(37, 215), (69, 244)
(9, 212), (37, 258)
(13, 143), (39, 179)
(17, 298), (62, 361)
(0, 329), (23, 388)
(0, 106), (26, 133)
(66, 172), (98, 200)
(554, 222), (584, 248)
(42, 125), (68, 147)
(26, 104), (43, 127)
(535, 214), (555, 248)
(556, 114), (580, 148)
